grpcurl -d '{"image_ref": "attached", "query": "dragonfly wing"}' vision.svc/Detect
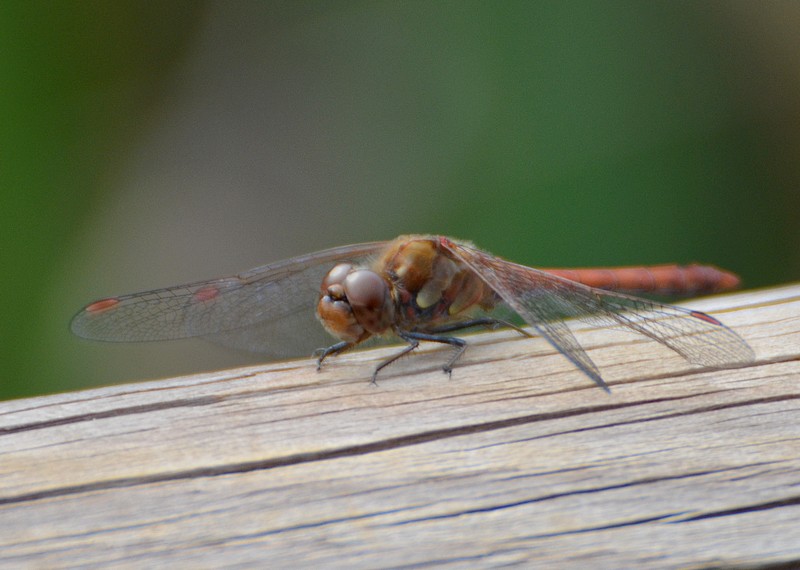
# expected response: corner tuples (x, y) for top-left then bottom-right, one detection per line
(200, 307), (337, 357)
(71, 241), (387, 357)
(443, 240), (753, 385)
(441, 241), (608, 386)
(528, 316), (608, 390)
(585, 292), (755, 367)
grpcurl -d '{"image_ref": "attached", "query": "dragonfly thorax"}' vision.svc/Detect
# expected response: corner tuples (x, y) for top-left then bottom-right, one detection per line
(379, 237), (496, 328)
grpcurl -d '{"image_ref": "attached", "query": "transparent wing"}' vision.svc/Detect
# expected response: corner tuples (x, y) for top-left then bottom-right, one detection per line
(443, 240), (754, 388)
(71, 241), (388, 358)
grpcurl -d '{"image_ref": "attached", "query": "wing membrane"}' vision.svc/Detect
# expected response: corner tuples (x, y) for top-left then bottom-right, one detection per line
(71, 241), (387, 357)
(444, 240), (753, 386)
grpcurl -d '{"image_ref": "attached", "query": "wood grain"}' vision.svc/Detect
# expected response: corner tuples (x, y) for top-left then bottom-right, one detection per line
(1, 285), (799, 568)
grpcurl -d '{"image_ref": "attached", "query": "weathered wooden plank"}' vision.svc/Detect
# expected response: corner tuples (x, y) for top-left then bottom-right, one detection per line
(1, 285), (799, 568)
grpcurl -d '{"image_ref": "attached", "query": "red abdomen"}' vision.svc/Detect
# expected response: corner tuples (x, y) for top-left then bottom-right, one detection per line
(542, 264), (740, 296)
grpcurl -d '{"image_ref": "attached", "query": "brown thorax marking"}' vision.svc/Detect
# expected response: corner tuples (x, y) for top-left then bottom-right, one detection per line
(377, 238), (492, 330)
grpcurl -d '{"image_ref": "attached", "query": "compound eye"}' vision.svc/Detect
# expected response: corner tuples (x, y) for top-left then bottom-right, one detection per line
(321, 263), (353, 294)
(344, 271), (385, 309)
(344, 270), (394, 334)
(326, 283), (345, 301)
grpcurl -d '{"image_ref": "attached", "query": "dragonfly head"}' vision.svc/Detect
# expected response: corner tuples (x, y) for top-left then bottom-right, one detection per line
(317, 263), (395, 343)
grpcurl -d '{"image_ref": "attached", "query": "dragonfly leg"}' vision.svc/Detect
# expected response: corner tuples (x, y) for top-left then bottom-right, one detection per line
(394, 330), (468, 378)
(371, 335), (421, 384)
(314, 341), (352, 371)
(424, 317), (533, 338)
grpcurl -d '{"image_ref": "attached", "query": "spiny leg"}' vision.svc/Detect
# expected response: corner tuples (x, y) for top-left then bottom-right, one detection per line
(314, 341), (352, 371)
(371, 335), (420, 384)
(397, 330), (468, 377)
(425, 317), (533, 338)
(373, 322), (524, 382)
(392, 319), (530, 380)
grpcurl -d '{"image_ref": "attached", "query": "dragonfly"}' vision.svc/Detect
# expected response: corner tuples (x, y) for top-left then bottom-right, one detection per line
(71, 235), (754, 391)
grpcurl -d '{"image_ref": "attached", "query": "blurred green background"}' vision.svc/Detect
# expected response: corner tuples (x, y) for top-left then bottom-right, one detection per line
(2, 1), (798, 400)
